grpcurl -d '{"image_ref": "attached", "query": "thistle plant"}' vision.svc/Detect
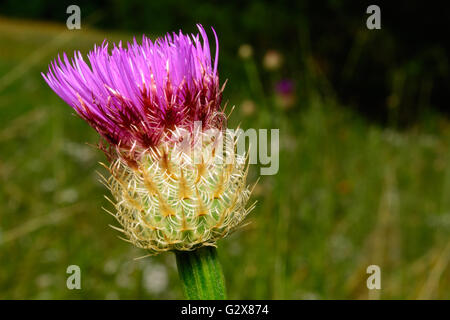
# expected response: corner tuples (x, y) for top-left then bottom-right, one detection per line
(42, 25), (255, 299)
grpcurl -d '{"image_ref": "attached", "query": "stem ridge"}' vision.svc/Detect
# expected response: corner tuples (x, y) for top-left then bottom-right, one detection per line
(175, 246), (227, 300)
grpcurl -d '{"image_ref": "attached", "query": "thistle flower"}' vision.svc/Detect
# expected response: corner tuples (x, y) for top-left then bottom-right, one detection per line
(275, 79), (296, 110)
(42, 25), (254, 259)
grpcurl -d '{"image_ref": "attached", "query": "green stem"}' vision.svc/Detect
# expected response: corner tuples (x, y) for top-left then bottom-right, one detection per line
(175, 246), (227, 300)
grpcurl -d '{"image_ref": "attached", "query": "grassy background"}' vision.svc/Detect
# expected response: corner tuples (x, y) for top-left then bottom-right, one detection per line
(0, 15), (449, 299)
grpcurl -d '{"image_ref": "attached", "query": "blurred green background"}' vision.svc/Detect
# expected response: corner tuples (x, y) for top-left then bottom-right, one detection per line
(0, 1), (449, 299)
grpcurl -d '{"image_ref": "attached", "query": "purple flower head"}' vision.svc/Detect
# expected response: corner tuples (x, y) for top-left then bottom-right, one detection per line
(275, 79), (295, 96)
(43, 24), (221, 154)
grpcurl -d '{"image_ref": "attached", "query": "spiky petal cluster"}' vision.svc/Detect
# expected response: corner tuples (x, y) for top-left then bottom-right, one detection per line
(42, 24), (221, 151)
(43, 25), (255, 254)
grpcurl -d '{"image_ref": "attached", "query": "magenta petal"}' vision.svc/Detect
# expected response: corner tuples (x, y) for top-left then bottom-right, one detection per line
(43, 25), (221, 151)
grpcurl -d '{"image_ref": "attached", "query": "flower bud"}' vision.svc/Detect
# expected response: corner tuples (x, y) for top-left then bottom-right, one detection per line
(103, 128), (252, 254)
